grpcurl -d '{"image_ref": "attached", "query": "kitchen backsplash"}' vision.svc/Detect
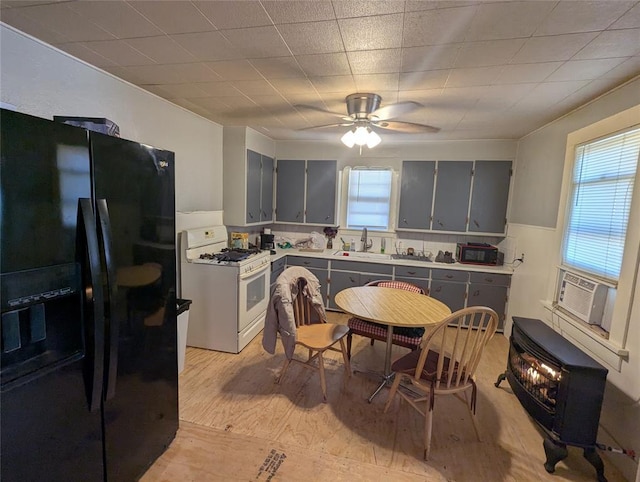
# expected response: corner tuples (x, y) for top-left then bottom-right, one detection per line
(224, 223), (517, 266)
(232, 223), (519, 265)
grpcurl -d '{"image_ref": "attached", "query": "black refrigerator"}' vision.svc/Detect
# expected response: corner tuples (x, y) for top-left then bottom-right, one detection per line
(0, 109), (179, 481)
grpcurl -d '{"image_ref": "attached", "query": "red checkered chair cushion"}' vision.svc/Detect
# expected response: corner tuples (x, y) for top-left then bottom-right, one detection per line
(346, 280), (427, 359)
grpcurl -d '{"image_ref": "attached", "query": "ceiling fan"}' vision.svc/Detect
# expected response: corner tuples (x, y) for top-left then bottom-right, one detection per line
(296, 93), (440, 148)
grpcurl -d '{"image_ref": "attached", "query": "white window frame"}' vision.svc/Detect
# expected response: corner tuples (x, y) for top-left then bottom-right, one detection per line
(561, 127), (640, 282)
(339, 166), (398, 234)
(552, 105), (640, 353)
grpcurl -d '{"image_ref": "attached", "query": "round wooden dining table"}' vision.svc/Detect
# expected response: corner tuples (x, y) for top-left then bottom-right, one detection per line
(334, 286), (451, 402)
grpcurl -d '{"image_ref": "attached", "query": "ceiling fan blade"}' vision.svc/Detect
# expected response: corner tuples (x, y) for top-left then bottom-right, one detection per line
(372, 101), (423, 120)
(373, 120), (440, 133)
(298, 122), (354, 131)
(294, 104), (351, 121)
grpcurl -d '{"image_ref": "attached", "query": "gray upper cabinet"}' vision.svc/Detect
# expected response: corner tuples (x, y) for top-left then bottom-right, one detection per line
(432, 161), (473, 232)
(468, 160), (511, 234)
(306, 160), (337, 225)
(260, 154), (274, 222)
(397, 161), (435, 230)
(397, 159), (512, 235)
(246, 149), (262, 224)
(246, 150), (274, 224)
(275, 159), (305, 223)
(276, 159), (337, 225)
(223, 127), (276, 227)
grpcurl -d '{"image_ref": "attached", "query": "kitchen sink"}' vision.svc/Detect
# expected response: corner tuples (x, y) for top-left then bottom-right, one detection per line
(332, 250), (392, 260)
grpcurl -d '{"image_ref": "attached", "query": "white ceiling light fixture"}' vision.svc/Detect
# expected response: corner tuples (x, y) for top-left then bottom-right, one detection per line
(341, 124), (382, 150)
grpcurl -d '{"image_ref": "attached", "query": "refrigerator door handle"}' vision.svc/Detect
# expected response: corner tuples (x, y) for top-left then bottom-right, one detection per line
(97, 198), (119, 400)
(77, 198), (105, 412)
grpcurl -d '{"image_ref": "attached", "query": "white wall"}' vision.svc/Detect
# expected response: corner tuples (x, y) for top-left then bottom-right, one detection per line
(509, 77), (640, 481)
(0, 24), (223, 212)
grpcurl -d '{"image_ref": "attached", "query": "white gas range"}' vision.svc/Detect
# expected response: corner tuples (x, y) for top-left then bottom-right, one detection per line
(180, 225), (270, 354)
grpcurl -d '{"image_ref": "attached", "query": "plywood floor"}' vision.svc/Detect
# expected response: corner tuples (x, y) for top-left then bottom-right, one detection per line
(142, 312), (627, 482)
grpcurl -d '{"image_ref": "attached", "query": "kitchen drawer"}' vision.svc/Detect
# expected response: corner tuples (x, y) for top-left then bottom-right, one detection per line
(270, 268), (285, 285)
(395, 265), (431, 279)
(271, 257), (286, 272)
(431, 269), (468, 282)
(286, 256), (328, 269)
(331, 260), (393, 275)
(469, 272), (511, 287)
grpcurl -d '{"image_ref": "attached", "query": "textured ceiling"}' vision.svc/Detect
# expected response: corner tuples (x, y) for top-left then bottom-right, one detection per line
(2, 0), (639, 142)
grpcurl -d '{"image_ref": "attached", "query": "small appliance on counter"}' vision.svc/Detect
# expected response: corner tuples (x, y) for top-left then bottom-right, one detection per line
(456, 242), (503, 265)
(260, 232), (275, 251)
(435, 250), (455, 263)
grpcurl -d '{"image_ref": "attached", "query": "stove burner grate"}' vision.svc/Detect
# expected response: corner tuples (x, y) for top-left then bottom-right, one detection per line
(199, 247), (262, 262)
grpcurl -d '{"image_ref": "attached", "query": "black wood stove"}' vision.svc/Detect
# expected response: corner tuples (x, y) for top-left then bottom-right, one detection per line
(496, 317), (608, 482)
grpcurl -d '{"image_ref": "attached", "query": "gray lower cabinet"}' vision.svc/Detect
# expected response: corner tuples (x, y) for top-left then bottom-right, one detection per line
(394, 265), (431, 294)
(328, 271), (362, 310)
(430, 269), (468, 313)
(270, 257), (286, 290)
(285, 257), (329, 306)
(281, 255), (510, 332)
(328, 260), (393, 309)
(467, 272), (510, 330)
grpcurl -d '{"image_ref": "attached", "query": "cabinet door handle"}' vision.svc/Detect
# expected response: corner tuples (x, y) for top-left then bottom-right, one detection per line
(248, 212), (254, 219)
(303, 261), (311, 265)
(325, 215), (330, 220)
(296, 211), (301, 219)
(349, 277), (357, 283)
(473, 290), (480, 296)
(434, 286), (442, 293)
(446, 274), (453, 279)
(485, 277), (493, 283)
(408, 271), (416, 275)
(403, 218), (408, 224)
(437, 220), (444, 227)
(474, 219), (480, 228)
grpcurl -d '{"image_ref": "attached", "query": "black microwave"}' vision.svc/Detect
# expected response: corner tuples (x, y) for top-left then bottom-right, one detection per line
(456, 243), (501, 265)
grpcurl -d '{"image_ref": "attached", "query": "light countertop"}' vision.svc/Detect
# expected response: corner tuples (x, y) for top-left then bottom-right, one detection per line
(269, 248), (513, 275)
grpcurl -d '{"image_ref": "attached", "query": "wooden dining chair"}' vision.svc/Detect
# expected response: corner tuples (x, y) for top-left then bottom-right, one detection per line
(346, 280), (427, 359)
(277, 275), (351, 402)
(384, 306), (498, 460)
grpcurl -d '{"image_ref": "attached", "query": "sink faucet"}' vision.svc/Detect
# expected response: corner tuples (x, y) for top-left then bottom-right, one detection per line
(360, 227), (373, 252)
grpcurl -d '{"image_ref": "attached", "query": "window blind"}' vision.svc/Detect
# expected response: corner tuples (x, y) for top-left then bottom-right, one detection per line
(346, 168), (393, 230)
(563, 127), (640, 282)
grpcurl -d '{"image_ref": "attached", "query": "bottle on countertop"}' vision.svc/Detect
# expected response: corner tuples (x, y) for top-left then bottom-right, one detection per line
(350, 238), (355, 251)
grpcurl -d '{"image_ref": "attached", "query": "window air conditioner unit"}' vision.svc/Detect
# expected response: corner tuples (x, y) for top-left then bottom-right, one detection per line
(557, 271), (607, 325)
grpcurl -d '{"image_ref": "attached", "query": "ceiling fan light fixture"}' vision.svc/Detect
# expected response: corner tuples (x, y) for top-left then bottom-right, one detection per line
(353, 125), (370, 146)
(366, 129), (381, 148)
(341, 129), (356, 148)
(341, 125), (381, 149)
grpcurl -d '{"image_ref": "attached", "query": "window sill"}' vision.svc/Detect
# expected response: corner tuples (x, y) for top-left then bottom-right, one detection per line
(540, 300), (628, 371)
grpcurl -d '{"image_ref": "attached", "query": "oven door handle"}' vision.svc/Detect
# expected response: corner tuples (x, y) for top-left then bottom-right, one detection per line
(239, 261), (270, 281)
